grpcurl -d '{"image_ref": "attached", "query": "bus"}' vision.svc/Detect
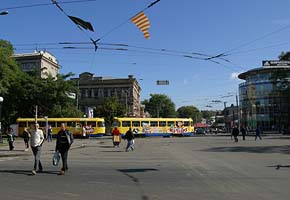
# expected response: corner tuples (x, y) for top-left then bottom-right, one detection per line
(112, 117), (194, 137)
(16, 117), (105, 138)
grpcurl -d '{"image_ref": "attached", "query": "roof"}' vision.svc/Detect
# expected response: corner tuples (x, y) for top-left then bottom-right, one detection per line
(238, 67), (290, 80)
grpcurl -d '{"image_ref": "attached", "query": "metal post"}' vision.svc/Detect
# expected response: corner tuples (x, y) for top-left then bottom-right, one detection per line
(236, 94), (240, 129)
(0, 97), (3, 143)
(45, 116), (48, 138)
(35, 105), (38, 123)
(76, 79), (79, 109)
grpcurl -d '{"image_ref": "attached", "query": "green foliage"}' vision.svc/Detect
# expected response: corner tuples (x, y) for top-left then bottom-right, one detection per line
(0, 40), (21, 95)
(279, 51), (290, 61)
(142, 94), (176, 117)
(177, 106), (201, 123)
(95, 96), (125, 126)
(0, 39), (82, 128)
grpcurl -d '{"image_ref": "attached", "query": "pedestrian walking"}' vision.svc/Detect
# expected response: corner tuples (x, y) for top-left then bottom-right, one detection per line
(30, 123), (45, 175)
(112, 127), (121, 147)
(55, 123), (74, 175)
(7, 128), (15, 151)
(22, 127), (31, 150)
(255, 127), (262, 140)
(232, 125), (239, 142)
(240, 126), (247, 141)
(47, 124), (53, 142)
(124, 128), (134, 151)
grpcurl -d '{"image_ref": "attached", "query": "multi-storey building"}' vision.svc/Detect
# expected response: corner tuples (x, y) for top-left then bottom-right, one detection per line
(238, 60), (290, 131)
(71, 72), (142, 117)
(13, 51), (59, 79)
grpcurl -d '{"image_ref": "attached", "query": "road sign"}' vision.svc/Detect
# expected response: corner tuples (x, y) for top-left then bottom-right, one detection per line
(156, 80), (169, 85)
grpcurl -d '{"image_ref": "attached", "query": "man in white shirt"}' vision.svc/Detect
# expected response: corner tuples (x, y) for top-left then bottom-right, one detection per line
(30, 123), (44, 175)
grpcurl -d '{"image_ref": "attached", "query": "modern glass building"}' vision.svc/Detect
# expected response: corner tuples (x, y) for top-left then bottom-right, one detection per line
(238, 64), (290, 131)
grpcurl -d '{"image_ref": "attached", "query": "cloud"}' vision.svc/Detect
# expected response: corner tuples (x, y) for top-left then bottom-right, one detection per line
(230, 72), (241, 80)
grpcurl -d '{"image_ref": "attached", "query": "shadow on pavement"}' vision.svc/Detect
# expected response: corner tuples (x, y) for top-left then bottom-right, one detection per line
(0, 169), (59, 176)
(117, 168), (158, 200)
(98, 145), (115, 148)
(202, 145), (290, 154)
(267, 165), (290, 170)
(118, 168), (158, 173)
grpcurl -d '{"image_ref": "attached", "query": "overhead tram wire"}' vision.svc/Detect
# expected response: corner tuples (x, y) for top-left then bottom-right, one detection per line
(223, 41), (290, 56)
(13, 41), (241, 70)
(0, 0), (96, 11)
(207, 25), (290, 60)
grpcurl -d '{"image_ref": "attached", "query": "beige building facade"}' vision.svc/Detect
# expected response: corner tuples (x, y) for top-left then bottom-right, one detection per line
(72, 72), (142, 117)
(13, 51), (59, 79)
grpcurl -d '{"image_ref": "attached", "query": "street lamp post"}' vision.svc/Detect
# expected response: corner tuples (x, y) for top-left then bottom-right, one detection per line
(0, 96), (4, 143)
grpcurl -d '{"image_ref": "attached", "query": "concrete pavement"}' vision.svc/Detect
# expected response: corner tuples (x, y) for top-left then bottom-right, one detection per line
(1, 135), (290, 200)
(0, 137), (89, 157)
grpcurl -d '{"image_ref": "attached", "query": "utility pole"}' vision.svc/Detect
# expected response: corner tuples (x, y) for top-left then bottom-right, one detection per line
(35, 105), (38, 123)
(76, 79), (79, 109)
(236, 94), (240, 129)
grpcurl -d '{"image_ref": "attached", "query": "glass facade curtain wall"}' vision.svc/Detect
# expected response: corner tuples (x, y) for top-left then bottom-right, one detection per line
(239, 68), (290, 131)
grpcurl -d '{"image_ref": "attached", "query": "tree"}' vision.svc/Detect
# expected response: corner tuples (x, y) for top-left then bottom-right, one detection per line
(177, 106), (201, 123)
(95, 96), (125, 129)
(0, 39), (83, 128)
(279, 51), (290, 61)
(0, 40), (21, 95)
(142, 94), (176, 117)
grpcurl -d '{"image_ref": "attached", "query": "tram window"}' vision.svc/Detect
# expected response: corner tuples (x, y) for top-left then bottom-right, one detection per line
(122, 121), (131, 127)
(150, 121), (158, 127)
(112, 121), (120, 127)
(97, 121), (105, 127)
(57, 122), (66, 127)
(183, 121), (189, 126)
(19, 122), (27, 127)
(66, 122), (75, 127)
(159, 121), (166, 127)
(132, 121), (140, 127)
(167, 121), (175, 127)
(49, 121), (56, 127)
(141, 121), (149, 126)
(38, 122), (46, 128)
(88, 122), (96, 127)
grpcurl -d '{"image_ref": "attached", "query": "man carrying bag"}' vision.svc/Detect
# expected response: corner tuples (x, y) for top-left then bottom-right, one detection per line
(55, 123), (74, 175)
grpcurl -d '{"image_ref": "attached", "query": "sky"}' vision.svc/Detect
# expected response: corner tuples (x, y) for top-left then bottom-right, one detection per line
(1, 0), (290, 111)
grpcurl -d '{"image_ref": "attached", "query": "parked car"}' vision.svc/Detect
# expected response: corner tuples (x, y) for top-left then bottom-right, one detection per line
(195, 128), (206, 135)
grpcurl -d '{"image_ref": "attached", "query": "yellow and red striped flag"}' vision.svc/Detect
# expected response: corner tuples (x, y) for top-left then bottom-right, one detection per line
(131, 12), (151, 39)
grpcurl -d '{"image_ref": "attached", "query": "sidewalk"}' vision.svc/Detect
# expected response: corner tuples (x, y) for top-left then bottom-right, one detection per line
(0, 138), (88, 158)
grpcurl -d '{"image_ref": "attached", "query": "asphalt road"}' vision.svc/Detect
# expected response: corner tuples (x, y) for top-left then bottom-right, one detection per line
(0, 135), (290, 200)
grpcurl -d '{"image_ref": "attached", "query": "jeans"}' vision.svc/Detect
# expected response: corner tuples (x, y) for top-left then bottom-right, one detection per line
(31, 146), (43, 171)
(126, 140), (134, 151)
(47, 134), (52, 142)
